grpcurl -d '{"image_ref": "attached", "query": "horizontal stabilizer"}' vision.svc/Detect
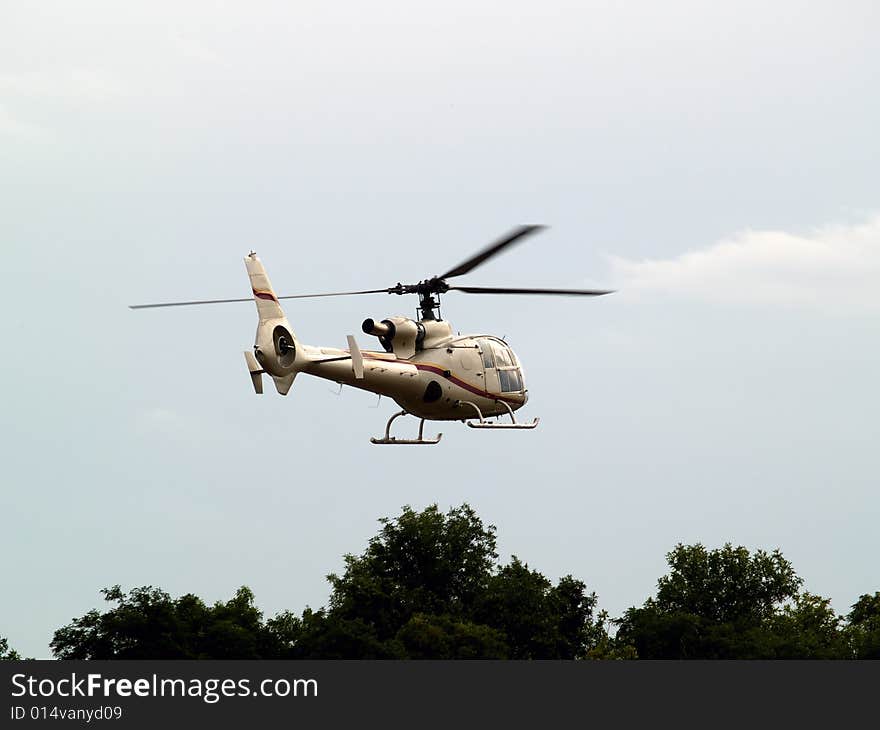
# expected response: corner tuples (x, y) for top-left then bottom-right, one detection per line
(243, 350), (264, 394)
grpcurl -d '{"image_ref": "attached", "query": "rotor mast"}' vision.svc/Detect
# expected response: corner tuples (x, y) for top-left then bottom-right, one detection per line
(387, 278), (449, 321)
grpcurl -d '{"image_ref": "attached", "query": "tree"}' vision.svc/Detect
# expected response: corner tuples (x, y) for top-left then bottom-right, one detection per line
(654, 543), (802, 624)
(615, 542), (848, 659)
(844, 592), (880, 659)
(473, 558), (600, 659)
(766, 593), (847, 659)
(51, 585), (275, 659)
(325, 504), (498, 640)
(267, 504), (606, 659)
(0, 636), (21, 660)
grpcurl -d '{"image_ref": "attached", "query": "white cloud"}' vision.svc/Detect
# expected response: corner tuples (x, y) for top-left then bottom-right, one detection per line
(609, 216), (880, 311)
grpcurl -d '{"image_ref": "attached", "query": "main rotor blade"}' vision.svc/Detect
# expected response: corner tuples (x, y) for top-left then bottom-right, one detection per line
(448, 285), (615, 297)
(129, 288), (392, 309)
(277, 288), (392, 300)
(439, 224), (547, 279)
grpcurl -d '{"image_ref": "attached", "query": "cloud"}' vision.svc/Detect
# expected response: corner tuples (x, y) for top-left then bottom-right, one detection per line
(609, 216), (880, 311)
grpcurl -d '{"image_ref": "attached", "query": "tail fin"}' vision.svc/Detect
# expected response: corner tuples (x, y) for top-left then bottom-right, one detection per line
(245, 252), (301, 395)
(246, 251), (291, 326)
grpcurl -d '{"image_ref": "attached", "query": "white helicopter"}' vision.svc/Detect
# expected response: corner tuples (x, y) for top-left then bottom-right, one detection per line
(131, 225), (613, 444)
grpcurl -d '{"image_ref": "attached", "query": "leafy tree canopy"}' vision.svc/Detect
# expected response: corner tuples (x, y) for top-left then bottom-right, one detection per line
(51, 585), (272, 659)
(615, 543), (852, 659)
(325, 504), (498, 638)
(280, 504), (605, 659)
(845, 592), (880, 659)
(1, 636), (22, 661)
(655, 543), (801, 623)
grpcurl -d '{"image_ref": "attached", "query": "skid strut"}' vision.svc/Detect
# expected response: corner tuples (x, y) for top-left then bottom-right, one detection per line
(459, 400), (539, 429)
(370, 410), (442, 445)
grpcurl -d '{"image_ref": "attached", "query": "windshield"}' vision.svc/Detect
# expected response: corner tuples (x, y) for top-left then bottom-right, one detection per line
(478, 339), (523, 393)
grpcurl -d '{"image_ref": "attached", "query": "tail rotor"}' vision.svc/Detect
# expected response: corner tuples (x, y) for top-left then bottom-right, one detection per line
(245, 252), (301, 395)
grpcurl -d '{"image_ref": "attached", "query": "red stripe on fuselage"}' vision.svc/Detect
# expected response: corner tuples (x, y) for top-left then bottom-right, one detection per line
(414, 363), (521, 404)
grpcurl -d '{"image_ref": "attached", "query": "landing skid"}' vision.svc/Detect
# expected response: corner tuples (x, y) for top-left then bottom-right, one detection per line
(459, 400), (540, 429)
(370, 410), (442, 445)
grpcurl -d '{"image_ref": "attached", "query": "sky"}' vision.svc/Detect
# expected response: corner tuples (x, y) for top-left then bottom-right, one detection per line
(1, 1), (878, 658)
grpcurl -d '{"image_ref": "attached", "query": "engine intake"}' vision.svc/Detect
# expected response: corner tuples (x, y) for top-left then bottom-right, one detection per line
(362, 318), (392, 337)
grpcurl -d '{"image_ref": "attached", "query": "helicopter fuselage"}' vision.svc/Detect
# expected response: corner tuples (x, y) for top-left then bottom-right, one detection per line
(301, 329), (527, 421)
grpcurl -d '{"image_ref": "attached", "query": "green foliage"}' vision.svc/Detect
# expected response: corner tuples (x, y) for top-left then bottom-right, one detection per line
(586, 612), (638, 659)
(0, 636), (22, 660)
(766, 593), (846, 659)
(396, 614), (509, 659)
(300, 504), (604, 659)
(51, 585), (272, 659)
(655, 543), (802, 624)
(280, 608), (402, 659)
(48, 509), (876, 660)
(844, 592), (880, 659)
(326, 504), (498, 638)
(473, 559), (599, 659)
(615, 543), (853, 659)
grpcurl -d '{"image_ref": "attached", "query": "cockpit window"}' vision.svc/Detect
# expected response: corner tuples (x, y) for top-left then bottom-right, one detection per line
(480, 340), (522, 393)
(492, 342), (513, 367)
(479, 340), (495, 369)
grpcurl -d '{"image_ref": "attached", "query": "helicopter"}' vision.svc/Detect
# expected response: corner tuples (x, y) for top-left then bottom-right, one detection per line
(131, 225), (614, 444)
